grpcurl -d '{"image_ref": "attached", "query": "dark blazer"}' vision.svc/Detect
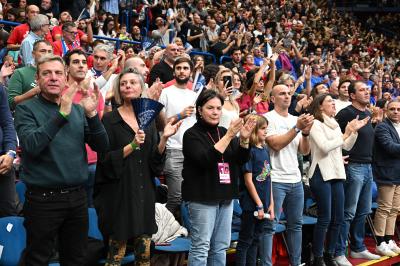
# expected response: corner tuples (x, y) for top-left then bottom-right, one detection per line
(373, 118), (400, 185)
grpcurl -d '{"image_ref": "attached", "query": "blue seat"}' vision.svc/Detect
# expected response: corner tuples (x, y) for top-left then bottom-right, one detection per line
(220, 55), (232, 64)
(0, 216), (26, 266)
(180, 202), (191, 232)
(154, 204), (190, 266)
(233, 199), (242, 216)
(276, 223), (286, 234)
(154, 237), (191, 253)
(302, 215), (317, 225)
(15, 181), (26, 205)
(88, 208), (103, 241)
(231, 231), (239, 242)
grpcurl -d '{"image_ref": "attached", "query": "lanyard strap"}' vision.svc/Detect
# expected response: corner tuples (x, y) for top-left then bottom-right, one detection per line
(207, 128), (224, 162)
(61, 38), (68, 56)
(61, 38), (80, 56)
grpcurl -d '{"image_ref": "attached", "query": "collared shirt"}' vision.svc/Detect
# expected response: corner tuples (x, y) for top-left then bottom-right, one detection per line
(20, 31), (42, 66)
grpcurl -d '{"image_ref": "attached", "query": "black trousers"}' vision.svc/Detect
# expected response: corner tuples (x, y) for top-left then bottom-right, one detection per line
(19, 186), (88, 266)
(0, 169), (17, 217)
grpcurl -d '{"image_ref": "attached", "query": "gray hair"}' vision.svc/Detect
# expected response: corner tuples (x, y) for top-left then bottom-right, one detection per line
(29, 14), (49, 32)
(93, 44), (114, 60)
(277, 73), (296, 84)
(113, 68), (146, 105)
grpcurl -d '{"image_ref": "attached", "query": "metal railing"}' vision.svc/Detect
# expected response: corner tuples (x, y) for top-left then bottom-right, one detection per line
(0, 19), (218, 63)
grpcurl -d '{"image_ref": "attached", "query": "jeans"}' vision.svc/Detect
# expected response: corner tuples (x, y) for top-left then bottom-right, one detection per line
(236, 211), (266, 266)
(0, 169), (17, 217)
(164, 149), (184, 214)
(85, 163), (96, 208)
(19, 187), (88, 265)
(262, 182), (304, 266)
(187, 200), (233, 266)
(309, 167), (344, 257)
(335, 163), (372, 256)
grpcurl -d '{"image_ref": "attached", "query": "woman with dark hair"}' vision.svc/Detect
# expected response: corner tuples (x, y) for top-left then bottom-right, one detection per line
(182, 89), (256, 265)
(307, 93), (368, 266)
(94, 68), (181, 265)
(236, 56), (276, 116)
(98, 17), (117, 40)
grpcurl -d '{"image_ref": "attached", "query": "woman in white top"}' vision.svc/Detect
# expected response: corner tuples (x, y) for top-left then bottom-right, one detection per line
(212, 68), (240, 129)
(98, 17), (117, 46)
(307, 93), (369, 266)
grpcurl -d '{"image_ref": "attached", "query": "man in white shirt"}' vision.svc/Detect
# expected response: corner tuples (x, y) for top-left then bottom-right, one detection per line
(263, 84), (313, 266)
(86, 44), (121, 101)
(159, 57), (197, 215)
(335, 80), (351, 114)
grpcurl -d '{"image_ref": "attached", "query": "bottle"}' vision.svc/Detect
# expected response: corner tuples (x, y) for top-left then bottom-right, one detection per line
(253, 211), (271, 219)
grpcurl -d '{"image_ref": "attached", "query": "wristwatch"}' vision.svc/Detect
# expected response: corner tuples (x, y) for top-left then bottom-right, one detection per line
(6, 150), (16, 159)
(292, 125), (301, 134)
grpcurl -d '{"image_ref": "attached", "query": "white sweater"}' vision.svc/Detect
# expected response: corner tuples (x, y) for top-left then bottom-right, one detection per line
(308, 114), (358, 181)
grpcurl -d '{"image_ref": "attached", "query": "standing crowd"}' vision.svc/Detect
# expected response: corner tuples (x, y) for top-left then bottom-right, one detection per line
(0, 0), (400, 266)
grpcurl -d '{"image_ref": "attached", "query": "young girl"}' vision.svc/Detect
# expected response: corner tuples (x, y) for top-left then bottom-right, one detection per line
(236, 114), (274, 266)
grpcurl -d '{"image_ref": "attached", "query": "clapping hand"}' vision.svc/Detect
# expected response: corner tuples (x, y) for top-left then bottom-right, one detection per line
(239, 116), (257, 140)
(296, 113), (314, 133)
(147, 78), (163, 101)
(296, 95), (313, 111)
(226, 118), (244, 138)
(346, 115), (370, 133)
(0, 62), (15, 78)
(253, 94), (262, 105)
(162, 120), (183, 139)
(80, 82), (99, 118)
(60, 82), (78, 116)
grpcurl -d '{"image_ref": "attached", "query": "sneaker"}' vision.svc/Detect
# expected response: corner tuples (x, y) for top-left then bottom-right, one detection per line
(334, 255), (352, 266)
(387, 240), (400, 254)
(376, 242), (397, 257)
(350, 250), (381, 260)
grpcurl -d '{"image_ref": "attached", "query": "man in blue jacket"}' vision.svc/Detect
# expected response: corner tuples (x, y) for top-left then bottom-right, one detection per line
(0, 85), (18, 217)
(373, 99), (400, 256)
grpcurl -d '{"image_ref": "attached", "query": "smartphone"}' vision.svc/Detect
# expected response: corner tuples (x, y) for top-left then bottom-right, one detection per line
(223, 76), (232, 88)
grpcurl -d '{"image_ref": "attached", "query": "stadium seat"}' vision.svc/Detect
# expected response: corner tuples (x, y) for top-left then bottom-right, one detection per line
(15, 180), (27, 205)
(0, 216), (26, 266)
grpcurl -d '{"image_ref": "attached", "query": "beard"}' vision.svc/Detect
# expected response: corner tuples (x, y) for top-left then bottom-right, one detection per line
(175, 76), (190, 85)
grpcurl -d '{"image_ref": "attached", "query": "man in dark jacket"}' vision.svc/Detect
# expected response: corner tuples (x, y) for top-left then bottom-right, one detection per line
(14, 55), (109, 265)
(373, 99), (400, 256)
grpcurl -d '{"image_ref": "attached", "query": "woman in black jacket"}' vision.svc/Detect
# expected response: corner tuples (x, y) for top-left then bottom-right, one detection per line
(94, 68), (181, 266)
(182, 89), (256, 266)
